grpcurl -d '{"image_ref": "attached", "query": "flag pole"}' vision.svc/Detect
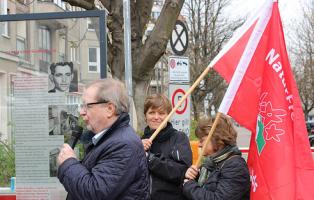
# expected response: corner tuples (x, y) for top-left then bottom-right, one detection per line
(195, 112), (222, 168)
(149, 66), (213, 141)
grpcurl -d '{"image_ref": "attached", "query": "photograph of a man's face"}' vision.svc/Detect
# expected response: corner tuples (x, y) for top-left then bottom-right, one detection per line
(48, 62), (78, 93)
(49, 106), (60, 135)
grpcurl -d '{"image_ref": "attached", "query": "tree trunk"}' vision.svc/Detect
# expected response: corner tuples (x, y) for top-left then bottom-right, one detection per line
(192, 95), (199, 121)
(64, 0), (186, 132)
(133, 79), (150, 133)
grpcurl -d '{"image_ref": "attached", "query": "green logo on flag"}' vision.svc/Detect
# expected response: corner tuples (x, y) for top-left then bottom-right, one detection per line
(256, 115), (266, 155)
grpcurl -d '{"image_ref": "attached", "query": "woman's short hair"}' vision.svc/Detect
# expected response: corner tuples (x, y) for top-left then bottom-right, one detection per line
(195, 114), (237, 150)
(144, 94), (172, 115)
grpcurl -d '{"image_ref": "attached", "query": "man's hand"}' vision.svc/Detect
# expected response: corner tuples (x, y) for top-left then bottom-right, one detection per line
(185, 165), (199, 180)
(57, 143), (77, 166)
(142, 139), (152, 151)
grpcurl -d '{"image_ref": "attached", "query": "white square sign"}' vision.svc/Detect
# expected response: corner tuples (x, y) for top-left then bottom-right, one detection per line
(168, 56), (190, 82)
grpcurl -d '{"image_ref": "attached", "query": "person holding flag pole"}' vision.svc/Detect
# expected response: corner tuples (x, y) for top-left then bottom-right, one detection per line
(182, 114), (250, 200)
(148, 0), (314, 199)
(141, 94), (192, 200)
(211, 0), (314, 199)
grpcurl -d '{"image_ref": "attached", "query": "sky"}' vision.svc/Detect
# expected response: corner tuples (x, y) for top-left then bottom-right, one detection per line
(227, 0), (307, 26)
(225, 0), (310, 60)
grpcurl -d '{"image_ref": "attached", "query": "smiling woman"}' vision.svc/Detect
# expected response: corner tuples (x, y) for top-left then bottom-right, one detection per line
(141, 94), (192, 200)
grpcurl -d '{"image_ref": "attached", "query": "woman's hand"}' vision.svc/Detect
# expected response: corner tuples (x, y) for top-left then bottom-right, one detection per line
(142, 139), (152, 151)
(185, 165), (199, 180)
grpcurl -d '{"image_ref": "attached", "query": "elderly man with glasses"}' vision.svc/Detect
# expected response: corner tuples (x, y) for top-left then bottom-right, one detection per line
(57, 78), (150, 200)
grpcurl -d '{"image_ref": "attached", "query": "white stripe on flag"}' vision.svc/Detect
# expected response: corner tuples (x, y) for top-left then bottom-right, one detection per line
(218, 0), (273, 114)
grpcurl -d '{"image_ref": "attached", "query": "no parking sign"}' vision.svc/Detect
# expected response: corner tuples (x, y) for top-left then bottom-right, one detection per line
(168, 84), (190, 137)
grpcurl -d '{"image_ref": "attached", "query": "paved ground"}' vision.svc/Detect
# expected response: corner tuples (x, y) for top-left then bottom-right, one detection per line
(235, 126), (251, 148)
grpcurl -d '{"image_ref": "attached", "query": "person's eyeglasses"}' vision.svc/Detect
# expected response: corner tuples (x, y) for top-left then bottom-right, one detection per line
(79, 100), (109, 111)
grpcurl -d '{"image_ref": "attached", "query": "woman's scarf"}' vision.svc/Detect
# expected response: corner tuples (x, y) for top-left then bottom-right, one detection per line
(198, 145), (242, 186)
(142, 122), (176, 143)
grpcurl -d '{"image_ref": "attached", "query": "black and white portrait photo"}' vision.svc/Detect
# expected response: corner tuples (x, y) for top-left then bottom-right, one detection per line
(49, 106), (60, 135)
(48, 61), (78, 93)
(48, 105), (79, 139)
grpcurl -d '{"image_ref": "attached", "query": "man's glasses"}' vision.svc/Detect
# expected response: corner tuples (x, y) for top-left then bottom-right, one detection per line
(79, 100), (109, 111)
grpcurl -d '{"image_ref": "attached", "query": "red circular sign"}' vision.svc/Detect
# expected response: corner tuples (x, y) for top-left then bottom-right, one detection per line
(172, 88), (187, 114)
(170, 59), (176, 69)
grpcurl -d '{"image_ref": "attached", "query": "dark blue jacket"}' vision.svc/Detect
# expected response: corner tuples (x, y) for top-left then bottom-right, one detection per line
(182, 155), (250, 200)
(58, 113), (150, 200)
(142, 123), (192, 200)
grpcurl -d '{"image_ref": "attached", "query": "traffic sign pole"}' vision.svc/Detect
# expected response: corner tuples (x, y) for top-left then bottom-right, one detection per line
(149, 66), (214, 141)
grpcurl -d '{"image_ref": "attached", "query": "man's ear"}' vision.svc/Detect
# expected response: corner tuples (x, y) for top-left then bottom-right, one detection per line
(105, 103), (116, 117)
(49, 74), (55, 87)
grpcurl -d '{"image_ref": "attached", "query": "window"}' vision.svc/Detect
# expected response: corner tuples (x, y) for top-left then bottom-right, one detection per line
(16, 21), (27, 60)
(70, 47), (76, 62)
(38, 26), (51, 63)
(0, 0), (9, 37)
(88, 47), (100, 72)
(17, 0), (27, 4)
(66, 95), (81, 105)
(38, 0), (66, 9)
(16, 37), (26, 60)
(58, 33), (66, 61)
(87, 18), (95, 31)
(146, 29), (152, 36)
(65, 3), (72, 11)
(53, 0), (66, 10)
(70, 47), (80, 63)
(76, 47), (80, 63)
(151, 11), (160, 20)
(153, 0), (163, 6)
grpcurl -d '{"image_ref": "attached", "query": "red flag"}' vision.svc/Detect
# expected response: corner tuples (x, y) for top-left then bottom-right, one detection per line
(211, 0), (314, 199)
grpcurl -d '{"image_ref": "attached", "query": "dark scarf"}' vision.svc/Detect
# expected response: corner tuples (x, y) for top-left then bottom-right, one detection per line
(142, 122), (176, 143)
(198, 145), (241, 186)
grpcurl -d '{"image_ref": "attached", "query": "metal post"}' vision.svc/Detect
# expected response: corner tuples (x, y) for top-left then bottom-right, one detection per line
(123, 0), (133, 126)
(161, 60), (164, 93)
(99, 12), (107, 78)
(156, 66), (160, 93)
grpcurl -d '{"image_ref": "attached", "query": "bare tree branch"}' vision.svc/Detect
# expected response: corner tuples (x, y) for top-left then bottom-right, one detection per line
(184, 0), (244, 120)
(135, 0), (185, 81)
(290, 1), (314, 119)
(62, 0), (184, 130)
(62, 0), (95, 10)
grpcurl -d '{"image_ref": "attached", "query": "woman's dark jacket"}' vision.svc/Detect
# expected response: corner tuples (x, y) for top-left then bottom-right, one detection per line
(182, 146), (250, 200)
(142, 122), (192, 200)
(58, 113), (150, 200)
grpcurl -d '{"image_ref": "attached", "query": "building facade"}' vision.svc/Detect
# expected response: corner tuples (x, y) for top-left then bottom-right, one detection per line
(0, 0), (102, 141)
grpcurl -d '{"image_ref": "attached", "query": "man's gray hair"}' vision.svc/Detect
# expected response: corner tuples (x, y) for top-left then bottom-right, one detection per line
(87, 78), (129, 114)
